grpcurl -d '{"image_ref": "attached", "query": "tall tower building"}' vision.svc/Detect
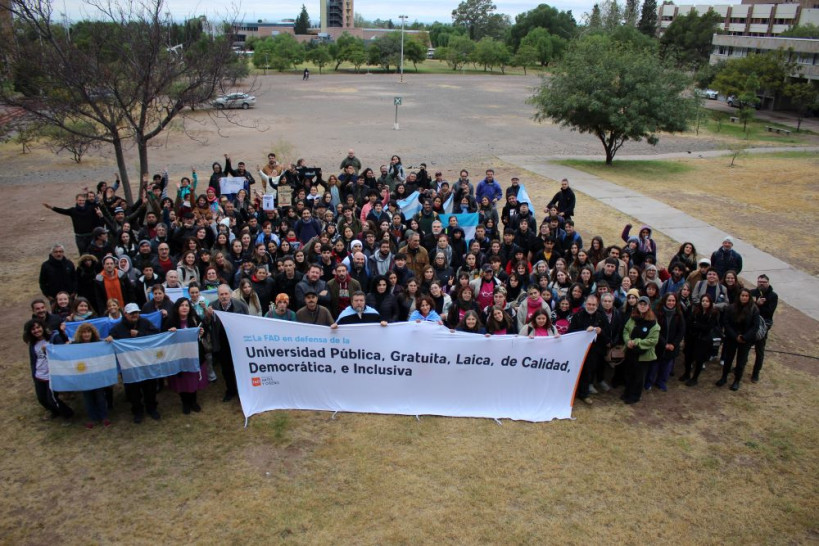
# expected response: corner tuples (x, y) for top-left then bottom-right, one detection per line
(320, 0), (353, 33)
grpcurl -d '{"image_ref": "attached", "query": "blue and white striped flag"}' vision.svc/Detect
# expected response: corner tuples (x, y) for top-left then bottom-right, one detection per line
(114, 328), (200, 383)
(517, 184), (536, 222)
(48, 341), (118, 392)
(148, 287), (218, 303)
(438, 213), (480, 241)
(397, 191), (421, 218)
(63, 311), (163, 339)
(443, 193), (454, 214)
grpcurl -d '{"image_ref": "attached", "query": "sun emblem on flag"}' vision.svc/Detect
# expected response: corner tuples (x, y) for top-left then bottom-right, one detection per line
(76, 362), (87, 372)
(155, 350), (165, 359)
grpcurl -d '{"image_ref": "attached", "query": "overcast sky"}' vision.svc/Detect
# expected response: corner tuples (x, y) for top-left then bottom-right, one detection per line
(57, 0), (737, 24)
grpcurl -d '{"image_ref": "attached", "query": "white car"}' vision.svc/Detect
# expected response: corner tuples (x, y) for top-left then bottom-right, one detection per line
(696, 88), (719, 100)
(213, 93), (256, 110)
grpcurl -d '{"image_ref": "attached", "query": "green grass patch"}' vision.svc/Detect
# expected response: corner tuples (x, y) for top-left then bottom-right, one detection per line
(250, 59), (546, 77)
(555, 159), (695, 176)
(698, 114), (816, 144)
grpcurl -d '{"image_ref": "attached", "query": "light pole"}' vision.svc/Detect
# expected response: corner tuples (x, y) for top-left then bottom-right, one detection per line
(398, 15), (408, 83)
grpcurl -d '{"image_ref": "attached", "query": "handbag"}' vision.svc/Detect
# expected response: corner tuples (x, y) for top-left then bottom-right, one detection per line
(605, 345), (627, 366)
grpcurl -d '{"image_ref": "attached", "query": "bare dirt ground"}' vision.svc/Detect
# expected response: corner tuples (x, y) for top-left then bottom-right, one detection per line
(1, 74), (816, 543)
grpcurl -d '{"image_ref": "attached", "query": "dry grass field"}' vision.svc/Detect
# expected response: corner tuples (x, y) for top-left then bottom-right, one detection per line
(557, 152), (819, 275)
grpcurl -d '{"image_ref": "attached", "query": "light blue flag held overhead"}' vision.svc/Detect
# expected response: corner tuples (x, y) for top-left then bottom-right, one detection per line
(396, 191), (421, 218)
(517, 183), (536, 222)
(63, 310), (163, 340)
(114, 328), (200, 383)
(443, 193), (454, 214)
(48, 340), (119, 393)
(438, 213), (480, 241)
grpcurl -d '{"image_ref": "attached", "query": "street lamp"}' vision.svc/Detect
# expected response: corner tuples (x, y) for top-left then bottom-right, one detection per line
(398, 15), (408, 83)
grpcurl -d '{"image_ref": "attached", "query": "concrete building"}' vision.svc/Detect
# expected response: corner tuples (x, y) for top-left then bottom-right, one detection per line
(320, 0), (354, 33)
(658, 1), (819, 37)
(710, 35), (819, 81)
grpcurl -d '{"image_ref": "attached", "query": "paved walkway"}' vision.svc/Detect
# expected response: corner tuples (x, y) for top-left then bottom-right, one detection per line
(500, 152), (819, 322)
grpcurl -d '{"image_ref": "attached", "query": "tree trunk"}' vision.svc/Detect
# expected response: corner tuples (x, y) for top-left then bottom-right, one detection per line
(113, 135), (134, 206)
(138, 137), (150, 196)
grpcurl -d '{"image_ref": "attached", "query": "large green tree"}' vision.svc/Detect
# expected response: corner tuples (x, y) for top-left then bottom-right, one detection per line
(785, 80), (819, 132)
(445, 35), (477, 70)
(367, 32), (403, 72)
(508, 4), (577, 50)
(294, 4), (310, 34)
(473, 37), (510, 72)
(254, 34), (305, 72)
(519, 27), (567, 66)
(452, 0), (510, 40)
(638, 0), (658, 36)
(659, 8), (723, 68)
(1, 0), (246, 204)
(305, 44), (331, 74)
(529, 34), (695, 164)
(712, 50), (797, 108)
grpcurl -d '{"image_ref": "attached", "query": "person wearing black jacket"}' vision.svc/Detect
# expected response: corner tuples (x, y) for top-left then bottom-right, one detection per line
(43, 194), (105, 255)
(366, 275), (400, 323)
(682, 295), (721, 386)
(750, 274), (778, 382)
(599, 293), (625, 390)
(546, 178), (576, 220)
(716, 288), (760, 391)
(569, 294), (609, 405)
(206, 284), (250, 402)
(646, 293), (686, 392)
(39, 244), (76, 302)
(107, 304), (160, 423)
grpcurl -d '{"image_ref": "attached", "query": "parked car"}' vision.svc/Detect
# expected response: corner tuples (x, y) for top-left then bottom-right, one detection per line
(212, 93), (256, 110)
(695, 88), (719, 100)
(727, 94), (761, 109)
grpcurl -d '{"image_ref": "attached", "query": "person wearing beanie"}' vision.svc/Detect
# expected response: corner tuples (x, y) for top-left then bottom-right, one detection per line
(711, 237), (742, 278)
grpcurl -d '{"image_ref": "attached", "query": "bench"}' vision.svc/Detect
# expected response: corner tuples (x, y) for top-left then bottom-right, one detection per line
(729, 116), (739, 123)
(765, 126), (792, 136)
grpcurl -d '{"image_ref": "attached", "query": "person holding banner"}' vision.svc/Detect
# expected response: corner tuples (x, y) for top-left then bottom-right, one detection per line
(24, 318), (74, 421)
(332, 292), (387, 327)
(206, 285), (249, 402)
(163, 298), (208, 415)
(107, 303), (160, 423)
(71, 324), (111, 429)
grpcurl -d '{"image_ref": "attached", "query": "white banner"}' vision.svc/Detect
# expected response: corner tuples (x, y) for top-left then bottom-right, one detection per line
(262, 194), (276, 211)
(219, 176), (246, 195)
(216, 313), (595, 423)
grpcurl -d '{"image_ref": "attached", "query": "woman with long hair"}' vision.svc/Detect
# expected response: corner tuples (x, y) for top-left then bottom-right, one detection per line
(682, 294), (721, 386)
(163, 298), (208, 414)
(519, 308), (560, 338)
(516, 286), (552, 332)
(646, 292), (686, 392)
(670, 241), (698, 277)
(454, 309), (487, 335)
(716, 288), (760, 391)
(723, 270), (742, 304)
(446, 285), (480, 328)
(233, 278), (262, 316)
(72, 323), (111, 428)
(587, 236), (606, 268)
(485, 305), (513, 335)
(621, 297), (660, 404)
(23, 318), (74, 420)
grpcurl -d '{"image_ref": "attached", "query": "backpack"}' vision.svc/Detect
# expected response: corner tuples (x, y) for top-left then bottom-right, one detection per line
(753, 313), (768, 341)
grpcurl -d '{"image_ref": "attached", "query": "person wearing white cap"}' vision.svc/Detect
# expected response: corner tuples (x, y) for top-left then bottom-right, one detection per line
(711, 236), (743, 279)
(106, 303), (160, 423)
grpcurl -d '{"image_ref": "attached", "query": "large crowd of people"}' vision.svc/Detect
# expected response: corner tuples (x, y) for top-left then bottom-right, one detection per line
(27, 149), (779, 427)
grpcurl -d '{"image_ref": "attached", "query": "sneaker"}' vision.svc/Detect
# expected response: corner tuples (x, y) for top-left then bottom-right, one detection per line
(715, 378), (727, 387)
(598, 381), (611, 393)
(191, 403), (202, 413)
(644, 385), (652, 392)
(222, 393), (235, 403)
(84, 422), (94, 429)
(685, 379), (698, 387)
(751, 374), (759, 383)
(148, 410), (161, 421)
(679, 373), (690, 382)
(133, 414), (143, 424)
(730, 381), (740, 391)
(658, 384), (668, 392)
(588, 385), (598, 395)
(182, 405), (191, 415)
(102, 419), (112, 428)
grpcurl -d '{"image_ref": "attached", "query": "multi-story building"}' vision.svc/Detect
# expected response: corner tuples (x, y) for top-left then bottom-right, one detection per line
(658, 0), (819, 37)
(710, 35), (819, 81)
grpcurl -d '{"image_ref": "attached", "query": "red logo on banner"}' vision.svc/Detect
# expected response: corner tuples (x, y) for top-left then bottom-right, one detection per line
(251, 377), (261, 387)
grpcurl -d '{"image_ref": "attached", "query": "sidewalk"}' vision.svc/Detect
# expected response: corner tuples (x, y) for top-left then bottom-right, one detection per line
(501, 155), (819, 322)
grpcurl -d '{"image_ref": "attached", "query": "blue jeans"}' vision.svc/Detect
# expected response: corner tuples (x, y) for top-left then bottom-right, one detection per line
(82, 389), (109, 422)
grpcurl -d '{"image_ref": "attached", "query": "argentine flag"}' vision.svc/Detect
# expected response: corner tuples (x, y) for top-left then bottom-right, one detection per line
(48, 341), (118, 392)
(148, 287), (218, 303)
(114, 328), (200, 383)
(63, 310), (163, 340)
(443, 193), (454, 214)
(438, 213), (481, 241)
(517, 184), (536, 222)
(397, 191), (422, 218)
